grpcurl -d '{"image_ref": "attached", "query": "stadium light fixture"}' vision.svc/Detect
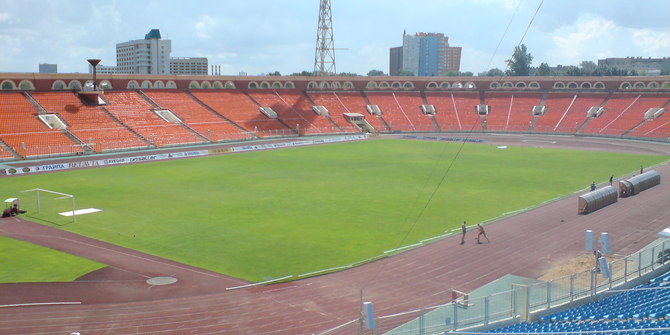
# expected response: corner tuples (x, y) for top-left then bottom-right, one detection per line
(87, 59), (101, 91)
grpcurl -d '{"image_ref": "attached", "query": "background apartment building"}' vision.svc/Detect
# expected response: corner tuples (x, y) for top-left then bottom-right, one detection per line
(389, 31), (462, 76)
(598, 57), (670, 75)
(96, 29), (207, 75)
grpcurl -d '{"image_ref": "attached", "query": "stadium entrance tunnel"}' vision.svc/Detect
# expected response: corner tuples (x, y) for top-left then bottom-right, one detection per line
(578, 185), (618, 214)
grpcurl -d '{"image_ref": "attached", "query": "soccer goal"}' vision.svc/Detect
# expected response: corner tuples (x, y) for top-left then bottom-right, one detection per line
(20, 188), (76, 224)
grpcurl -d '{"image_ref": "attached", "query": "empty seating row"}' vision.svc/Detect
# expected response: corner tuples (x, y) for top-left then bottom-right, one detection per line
(488, 270), (670, 333)
(30, 91), (147, 152)
(144, 90), (252, 142)
(103, 91), (203, 147)
(0, 92), (82, 157)
(0, 90), (667, 160)
(191, 90), (291, 136)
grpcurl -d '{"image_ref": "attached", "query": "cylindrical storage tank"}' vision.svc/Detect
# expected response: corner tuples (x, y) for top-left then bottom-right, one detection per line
(578, 185), (618, 214)
(626, 170), (660, 196)
(618, 180), (634, 198)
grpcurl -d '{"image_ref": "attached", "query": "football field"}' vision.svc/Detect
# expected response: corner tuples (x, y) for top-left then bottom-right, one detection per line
(1, 139), (667, 282)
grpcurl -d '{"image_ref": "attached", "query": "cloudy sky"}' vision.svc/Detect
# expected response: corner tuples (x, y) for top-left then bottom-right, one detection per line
(1, 0), (670, 75)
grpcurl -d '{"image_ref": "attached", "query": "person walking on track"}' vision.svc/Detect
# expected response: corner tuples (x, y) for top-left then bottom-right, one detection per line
(461, 221), (467, 245)
(476, 223), (490, 244)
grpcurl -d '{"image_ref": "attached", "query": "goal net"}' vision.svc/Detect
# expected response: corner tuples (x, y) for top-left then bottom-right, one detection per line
(20, 188), (76, 225)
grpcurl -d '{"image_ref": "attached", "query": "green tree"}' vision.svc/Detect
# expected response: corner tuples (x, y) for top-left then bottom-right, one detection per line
(580, 61), (597, 75)
(367, 69), (386, 76)
(505, 44), (533, 76)
(289, 71), (314, 76)
(397, 70), (415, 76)
(337, 72), (360, 77)
(536, 62), (551, 76)
(480, 68), (505, 77)
(565, 66), (581, 76)
(267, 71), (281, 76)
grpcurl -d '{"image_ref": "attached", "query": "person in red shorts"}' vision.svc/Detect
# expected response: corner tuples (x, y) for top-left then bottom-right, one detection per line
(476, 223), (489, 244)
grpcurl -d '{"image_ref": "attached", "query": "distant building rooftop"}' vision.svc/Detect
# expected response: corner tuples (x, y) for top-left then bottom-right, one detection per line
(145, 29), (162, 40)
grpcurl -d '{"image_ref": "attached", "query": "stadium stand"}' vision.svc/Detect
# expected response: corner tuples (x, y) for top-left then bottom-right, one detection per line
(103, 91), (204, 147)
(249, 90), (315, 132)
(639, 118), (670, 140)
(440, 92), (484, 131)
(481, 92), (513, 131)
(393, 91), (438, 131)
(481, 92), (543, 132)
(0, 75), (668, 160)
(277, 90), (341, 134)
(583, 94), (670, 136)
(508, 93), (542, 131)
(0, 92), (83, 158)
(487, 270), (670, 334)
(424, 92), (462, 131)
(143, 90), (252, 142)
(190, 90), (290, 137)
(581, 94), (640, 135)
(626, 96), (670, 138)
(0, 141), (15, 159)
(337, 91), (389, 131)
(533, 93), (577, 133)
(306, 92), (363, 132)
(631, 114), (670, 139)
(30, 91), (147, 152)
(554, 94), (607, 134)
(366, 92), (419, 131)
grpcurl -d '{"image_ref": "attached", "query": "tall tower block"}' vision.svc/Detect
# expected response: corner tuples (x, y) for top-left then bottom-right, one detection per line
(313, 0), (336, 76)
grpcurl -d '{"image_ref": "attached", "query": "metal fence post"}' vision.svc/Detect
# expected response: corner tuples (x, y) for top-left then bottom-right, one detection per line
(419, 309), (424, 335)
(546, 281), (552, 309)
(624, 257), (628, 283)
(652, 246), (656, 271)
(484, 296), (489, 325)
(453, 302), (458, 330)
(570, 274), (575, 303)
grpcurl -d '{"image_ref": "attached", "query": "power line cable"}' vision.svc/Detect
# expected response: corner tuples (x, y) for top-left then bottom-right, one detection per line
(361, 0), (546, 300)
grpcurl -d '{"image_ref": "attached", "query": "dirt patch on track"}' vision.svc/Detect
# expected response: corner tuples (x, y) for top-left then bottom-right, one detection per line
(538, 253), (596, 281)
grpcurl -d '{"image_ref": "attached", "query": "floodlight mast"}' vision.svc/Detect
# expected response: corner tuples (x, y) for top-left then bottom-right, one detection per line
(313, 0), (336, 76)
(87, 59), (101, 91)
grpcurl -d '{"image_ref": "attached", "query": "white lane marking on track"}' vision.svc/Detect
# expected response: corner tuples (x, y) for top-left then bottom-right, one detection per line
(522, 140), (557, 144)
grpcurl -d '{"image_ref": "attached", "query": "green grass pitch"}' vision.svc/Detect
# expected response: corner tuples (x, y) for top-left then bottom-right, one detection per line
(1, 139), (667, 282)
(0, 236), (105, 283)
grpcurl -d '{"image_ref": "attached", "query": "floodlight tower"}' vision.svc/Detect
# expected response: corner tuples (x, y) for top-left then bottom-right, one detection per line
(313, 0), (336, 76)
(87, 59), (101, 90)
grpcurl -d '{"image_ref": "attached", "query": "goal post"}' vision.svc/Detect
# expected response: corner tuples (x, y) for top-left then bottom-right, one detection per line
(20, 188), (76, 223)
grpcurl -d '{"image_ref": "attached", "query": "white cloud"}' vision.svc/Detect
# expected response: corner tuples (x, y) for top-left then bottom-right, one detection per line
(552, 16), (616, 59)
(0, 12), (12, 23)
(194, 15), (218, 39)
(632, 29), (670, 56)
(536, 15), (623, 65)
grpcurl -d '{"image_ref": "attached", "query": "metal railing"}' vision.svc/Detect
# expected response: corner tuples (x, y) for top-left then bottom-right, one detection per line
(382, 239), (670, 335)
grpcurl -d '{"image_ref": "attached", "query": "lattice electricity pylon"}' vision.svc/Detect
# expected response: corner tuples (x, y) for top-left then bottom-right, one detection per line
(313, 0), (336, 76)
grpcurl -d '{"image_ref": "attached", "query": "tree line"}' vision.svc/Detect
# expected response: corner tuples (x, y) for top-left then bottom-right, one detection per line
(262, 44), (668, 77)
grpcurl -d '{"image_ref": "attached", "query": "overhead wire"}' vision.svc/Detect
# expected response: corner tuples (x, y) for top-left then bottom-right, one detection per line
(361, 0), (545, 298)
